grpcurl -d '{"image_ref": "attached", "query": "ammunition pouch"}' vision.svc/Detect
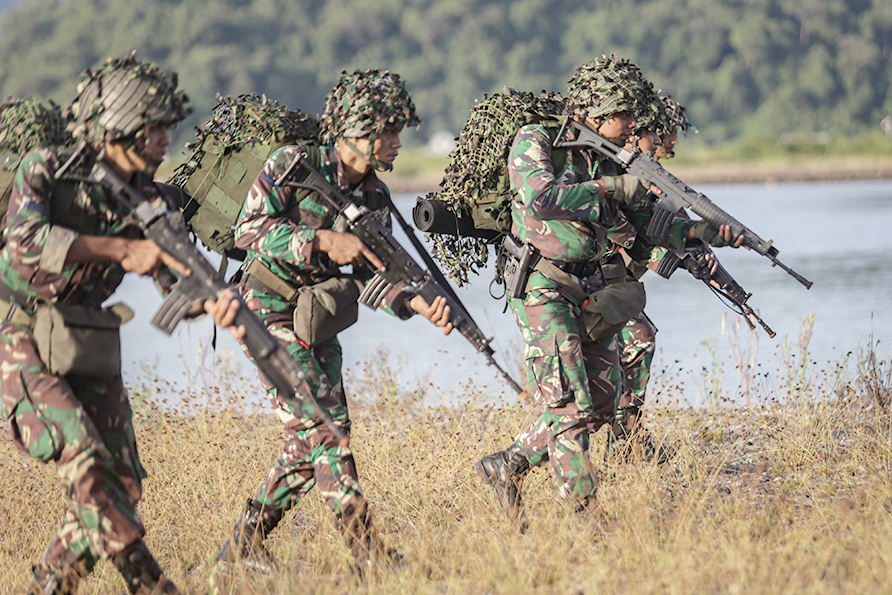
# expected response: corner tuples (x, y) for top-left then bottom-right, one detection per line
(243, 259), (361, 347)
(293, 276), (362, 347)
(33, 302), (133, 377)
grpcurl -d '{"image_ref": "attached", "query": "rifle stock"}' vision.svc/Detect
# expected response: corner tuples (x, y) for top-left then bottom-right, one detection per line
(66, 144), (347, 443)
(555, 118), (813, 290)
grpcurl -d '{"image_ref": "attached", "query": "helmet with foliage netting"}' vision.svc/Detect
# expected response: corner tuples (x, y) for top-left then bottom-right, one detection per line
(659, 95), (695, 135)
(636, 94), (671, 133)
(566, 54), (656, 123)
(319, 69), (420, 145)
(70, 50), (191, 146)
(0, 97), (73, 156)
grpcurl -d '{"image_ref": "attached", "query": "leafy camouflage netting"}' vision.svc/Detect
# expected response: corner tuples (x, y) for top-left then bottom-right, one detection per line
(0, 97), (73, 160)
(425, 87), (564, 286)
(566, 54), (658, 125)
(320, 69), (420, 145)
(169, 93), (319, 186)
(660, 95), (695, 135)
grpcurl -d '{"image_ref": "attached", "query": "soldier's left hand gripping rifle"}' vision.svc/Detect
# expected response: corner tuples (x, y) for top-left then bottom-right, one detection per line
(54, 141), (348, 445)
(554, 118), (813, 290)
(658, 246), (776, 338)
(274, 148), (525, 396)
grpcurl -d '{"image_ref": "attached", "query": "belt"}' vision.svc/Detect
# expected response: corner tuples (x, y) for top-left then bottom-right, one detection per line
(0, 280), (36, 326)
(547, 259), (600, 279)
(242, 259), (301, 302)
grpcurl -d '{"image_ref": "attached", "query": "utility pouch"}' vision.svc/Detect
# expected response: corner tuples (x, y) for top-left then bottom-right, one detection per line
(579, 281), (646, 342)
(33, 302), (134, 377)
(293, 276), (363, 347)
(497, 235), (539, 299)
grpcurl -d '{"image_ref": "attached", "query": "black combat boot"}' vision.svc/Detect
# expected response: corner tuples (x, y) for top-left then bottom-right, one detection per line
(337, 499), (401, 579)
(475, 447), (531, 528)
(214, 499), (283, 574)
(28, 561), (85, 595)
(112, 539), (180, 594)
(605, 406), (673, 464)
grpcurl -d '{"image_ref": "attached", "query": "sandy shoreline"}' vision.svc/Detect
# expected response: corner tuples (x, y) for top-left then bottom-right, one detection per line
(384, 157), (892, 193)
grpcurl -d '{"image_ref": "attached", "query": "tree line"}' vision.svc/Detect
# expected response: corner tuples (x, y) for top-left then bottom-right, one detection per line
(0, 0), (889, 148)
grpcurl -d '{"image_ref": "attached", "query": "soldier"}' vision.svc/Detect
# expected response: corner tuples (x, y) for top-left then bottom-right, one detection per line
(0, 52), (244, 595)
(214, 69), (452, 574)
(475, 55), (739, 521)
(609, 95), (698, 461)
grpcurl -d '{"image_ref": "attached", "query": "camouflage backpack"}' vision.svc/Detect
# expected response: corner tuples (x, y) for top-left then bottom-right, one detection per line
(167, 94), (319, 263)
(0, 97), (75, 223)
(420, 87), (565, 286)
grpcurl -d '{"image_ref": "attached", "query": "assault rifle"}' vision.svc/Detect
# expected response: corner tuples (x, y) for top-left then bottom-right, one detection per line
(663, 247), (775, 337)
(554, 118), (813, 290)
(274, 149), (525, 395)
(55, 141), (347, 444)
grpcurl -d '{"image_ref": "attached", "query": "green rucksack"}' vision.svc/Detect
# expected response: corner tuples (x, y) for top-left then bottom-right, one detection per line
(420, 87), (565, 286)
(167, 94), (319, 264)
(0, 97), (75, 225)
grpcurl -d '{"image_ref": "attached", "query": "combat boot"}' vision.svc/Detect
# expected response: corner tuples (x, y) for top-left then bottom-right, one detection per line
(214, 499), (283, 574)
(337, 499), (402, 579)
(475, 447), (531, 528)
(28, 561), (85, 595)
(605, 406), (673, 464)
(112, 539), (180, 594)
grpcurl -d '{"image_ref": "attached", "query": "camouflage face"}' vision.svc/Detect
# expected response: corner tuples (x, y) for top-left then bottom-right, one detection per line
(319, 69), (420, 146)
(69, 50), (191, 149)
(566, 54), (657, 123)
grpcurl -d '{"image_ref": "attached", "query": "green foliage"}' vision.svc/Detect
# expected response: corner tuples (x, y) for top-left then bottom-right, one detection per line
(0, 0), (889, 150)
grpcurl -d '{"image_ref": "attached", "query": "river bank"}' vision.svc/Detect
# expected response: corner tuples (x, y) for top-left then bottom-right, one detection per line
(382, 155), (892, 193)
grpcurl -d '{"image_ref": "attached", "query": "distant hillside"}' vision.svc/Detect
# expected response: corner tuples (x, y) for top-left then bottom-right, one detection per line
(0, 0), (889, 150)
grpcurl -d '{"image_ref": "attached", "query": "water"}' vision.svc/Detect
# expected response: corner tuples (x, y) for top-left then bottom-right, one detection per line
(116, 179), (892, 406)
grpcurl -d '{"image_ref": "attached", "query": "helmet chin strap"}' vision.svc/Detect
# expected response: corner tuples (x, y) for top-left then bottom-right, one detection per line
(344, 131), (392, 173)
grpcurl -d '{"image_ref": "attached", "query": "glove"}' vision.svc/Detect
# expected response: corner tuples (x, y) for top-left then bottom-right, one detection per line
(683, 250), (712, 280)
(690, 220), (731, 248)
(604, 174), (648, 207)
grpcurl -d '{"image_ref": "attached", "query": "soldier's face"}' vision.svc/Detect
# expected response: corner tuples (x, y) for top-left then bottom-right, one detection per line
(595, 111), (636, 142)
(656, 131), (678, 160)
(635, 130), (661, 157)
(106, 125), (170, 178)
(141, 125), (171, 167)
(351, 127), (403, 168)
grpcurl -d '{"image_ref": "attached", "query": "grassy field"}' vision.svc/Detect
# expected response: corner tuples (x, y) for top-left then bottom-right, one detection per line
(1, 334), (891, 594)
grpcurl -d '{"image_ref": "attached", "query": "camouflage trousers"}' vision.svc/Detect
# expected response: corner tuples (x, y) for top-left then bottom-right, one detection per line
(617, 312), (657, 410)
(0, 321), (146, 573)
(507, 287), (621, 502)
(239, 287), (363, 520)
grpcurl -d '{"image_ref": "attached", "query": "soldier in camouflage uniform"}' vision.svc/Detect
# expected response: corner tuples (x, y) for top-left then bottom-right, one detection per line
(0, 52), (245, 595)
(609, 95), (699, 462)
(215, 69), (453, 574)
(476, 56), (739, 521)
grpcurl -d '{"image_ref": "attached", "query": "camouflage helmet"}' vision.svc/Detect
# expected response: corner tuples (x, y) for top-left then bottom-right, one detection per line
(659, 95), (695, 135)
(70, 50), (191, 146)
(636, 94), (671, 134)
(319, 69), (420, 146)
(566, 54), (656, 122)
(0, 97), (72, 156)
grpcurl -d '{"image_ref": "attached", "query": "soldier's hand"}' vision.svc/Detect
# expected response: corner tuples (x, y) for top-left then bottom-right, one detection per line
(120, 238), (191, 278)
(314, 229), (385, 270)
(604, 174), (650, 207)
(689, 221), (745, 248)
(204, 289), (246, 340)
(410, 295), (454, 335)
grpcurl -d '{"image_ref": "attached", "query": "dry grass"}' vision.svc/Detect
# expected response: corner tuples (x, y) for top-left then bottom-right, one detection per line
(2, 342), (892, 595)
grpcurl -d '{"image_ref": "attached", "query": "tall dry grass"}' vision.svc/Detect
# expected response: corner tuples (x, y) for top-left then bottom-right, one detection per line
(2, 331), (892, 594)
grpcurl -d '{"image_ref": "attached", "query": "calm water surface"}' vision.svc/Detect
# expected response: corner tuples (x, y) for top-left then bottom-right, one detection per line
(116, 179), (892, 406)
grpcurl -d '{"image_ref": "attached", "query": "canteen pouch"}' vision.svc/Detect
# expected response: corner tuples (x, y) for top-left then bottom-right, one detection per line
(33, 302), (133, 377)
(293, 276), (363, 347)
(580, 281), (646, 342)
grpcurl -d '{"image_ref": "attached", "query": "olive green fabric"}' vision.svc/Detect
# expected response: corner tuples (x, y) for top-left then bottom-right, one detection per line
(292, 276), (363, 347)
(32, 302), (133, 377)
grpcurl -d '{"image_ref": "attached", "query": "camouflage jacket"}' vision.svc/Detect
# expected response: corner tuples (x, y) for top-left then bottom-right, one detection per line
(234, 143), (415, 318)
(509, 123), (692, 288)
(0, 148), (166, 311)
